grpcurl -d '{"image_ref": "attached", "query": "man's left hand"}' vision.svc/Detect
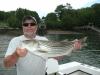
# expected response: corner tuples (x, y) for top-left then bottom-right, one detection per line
(73, 39), (82, 50)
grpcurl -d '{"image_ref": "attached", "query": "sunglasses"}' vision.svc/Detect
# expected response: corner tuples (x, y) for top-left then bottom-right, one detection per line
(23, 23), (36, 27)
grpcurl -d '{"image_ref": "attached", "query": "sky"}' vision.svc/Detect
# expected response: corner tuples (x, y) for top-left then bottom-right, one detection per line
(0, 0), (100, 18)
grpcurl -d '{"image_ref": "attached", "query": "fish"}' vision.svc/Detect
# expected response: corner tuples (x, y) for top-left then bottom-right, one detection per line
(22, 37), (87, 58)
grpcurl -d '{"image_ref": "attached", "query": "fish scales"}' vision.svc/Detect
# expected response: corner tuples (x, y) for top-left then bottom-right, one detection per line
(22, 37), (87, 58)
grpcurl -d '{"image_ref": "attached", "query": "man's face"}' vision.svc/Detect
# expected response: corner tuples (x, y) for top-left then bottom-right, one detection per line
(22, 20), (37, 37)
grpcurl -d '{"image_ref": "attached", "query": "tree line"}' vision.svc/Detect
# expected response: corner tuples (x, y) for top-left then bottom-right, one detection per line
(0, 3), (100, 30)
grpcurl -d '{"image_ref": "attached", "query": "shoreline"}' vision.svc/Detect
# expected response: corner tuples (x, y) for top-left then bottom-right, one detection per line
(47, 30), (82, 34)
(0, 29), (82, 35)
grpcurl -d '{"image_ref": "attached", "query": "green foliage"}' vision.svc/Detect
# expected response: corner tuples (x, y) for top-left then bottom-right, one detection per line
(7, 15), (16, 28)
(45, 13), (61, 29)
(0, 8), (40, 28)
(0, 3), (100, 29)
(91, 3), (100, 27)
(55, 5), (66, 13)
(77, 8), (95, 26)
(45, 3), (100, 30)
(15, 8), (40, 28)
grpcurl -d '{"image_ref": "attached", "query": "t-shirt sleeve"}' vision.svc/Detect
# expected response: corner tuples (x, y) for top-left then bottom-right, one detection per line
(5, 37), (20, 57)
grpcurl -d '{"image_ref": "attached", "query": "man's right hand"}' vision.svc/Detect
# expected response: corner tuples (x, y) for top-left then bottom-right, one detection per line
(3, 47), (28, 68)
(16, 47), (28, 57)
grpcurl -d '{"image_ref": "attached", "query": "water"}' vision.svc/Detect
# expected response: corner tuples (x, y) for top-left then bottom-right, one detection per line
(0, 34), (17, 75)
(0, 30), (100, 75)
(46, 30), (100, 68)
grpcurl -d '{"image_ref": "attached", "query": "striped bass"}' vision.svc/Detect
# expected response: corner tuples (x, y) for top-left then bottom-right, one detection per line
(22, 37), (87, 58)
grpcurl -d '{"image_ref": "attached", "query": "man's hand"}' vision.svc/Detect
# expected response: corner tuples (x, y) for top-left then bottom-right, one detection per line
(3, 47), (28, 68)
(73, 39), (82, 50)
(16, 47), (28, 57)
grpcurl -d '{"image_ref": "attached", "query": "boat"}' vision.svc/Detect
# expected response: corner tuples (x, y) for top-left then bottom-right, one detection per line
(46, 59), (100, 75)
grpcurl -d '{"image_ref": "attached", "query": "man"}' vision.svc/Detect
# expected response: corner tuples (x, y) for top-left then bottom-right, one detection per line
(4, 16), (48, 75)
(4, 15), (81, 75)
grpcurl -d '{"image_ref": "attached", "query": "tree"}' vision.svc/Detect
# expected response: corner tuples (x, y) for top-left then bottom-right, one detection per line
(45, 13), (61, 29)
(15, 8), (40, 28)
(91, 3), (100, 27)
(77, 8), (95, 26)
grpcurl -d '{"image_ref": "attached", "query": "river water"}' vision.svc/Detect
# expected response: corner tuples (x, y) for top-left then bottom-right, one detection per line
(46, 30), (100, 68)
(0, 30), (100, 75)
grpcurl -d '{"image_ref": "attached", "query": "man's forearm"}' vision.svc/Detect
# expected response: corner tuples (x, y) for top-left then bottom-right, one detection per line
(4, 51), (19, 68)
